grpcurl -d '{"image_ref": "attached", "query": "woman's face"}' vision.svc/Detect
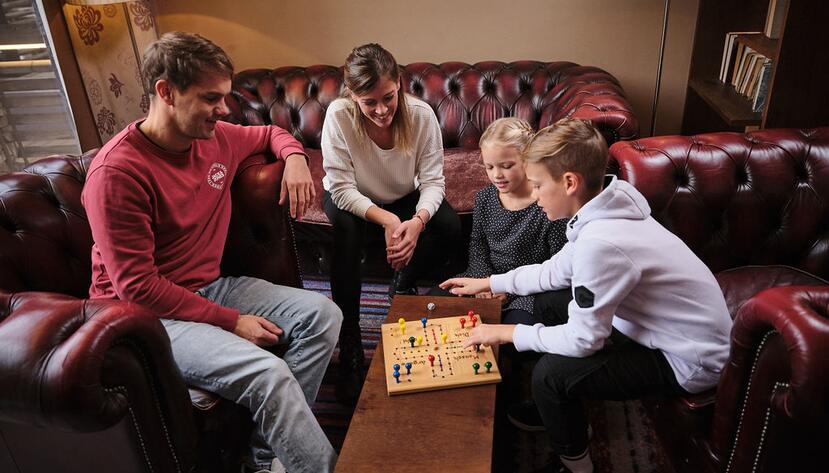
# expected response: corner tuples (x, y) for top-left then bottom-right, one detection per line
(350, 76), (400, 130)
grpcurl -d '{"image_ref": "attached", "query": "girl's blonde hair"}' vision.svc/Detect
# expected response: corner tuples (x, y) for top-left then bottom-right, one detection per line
(479, 117), (534, 151)
(342, 43), (412, 151)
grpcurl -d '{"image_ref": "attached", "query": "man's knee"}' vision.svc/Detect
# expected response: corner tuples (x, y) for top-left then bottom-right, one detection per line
(308, 291), (343, 342)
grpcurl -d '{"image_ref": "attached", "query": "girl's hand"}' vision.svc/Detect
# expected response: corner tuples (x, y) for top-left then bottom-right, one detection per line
(439, 277), (491, 296)
(387, 218), (422, 269)
(462, 324), (515, 349)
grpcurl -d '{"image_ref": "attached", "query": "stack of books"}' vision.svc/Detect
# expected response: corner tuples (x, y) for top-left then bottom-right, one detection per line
(718, 32), (773, 113)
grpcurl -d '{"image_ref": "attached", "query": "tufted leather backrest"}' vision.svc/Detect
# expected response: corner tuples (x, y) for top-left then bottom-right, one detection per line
(609, 128), (829, 279)
(0, 152), (301, 298)
(226, 61), (638, 148)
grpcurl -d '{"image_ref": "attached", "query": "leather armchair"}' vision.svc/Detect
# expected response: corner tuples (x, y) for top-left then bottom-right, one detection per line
(0, 152), (300, 473)
(609, 128), (829, 473)
(226, 61), (640, 277)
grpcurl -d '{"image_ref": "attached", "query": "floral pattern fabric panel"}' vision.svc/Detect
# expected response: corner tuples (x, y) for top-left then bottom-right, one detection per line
(64, 1), (158, 143)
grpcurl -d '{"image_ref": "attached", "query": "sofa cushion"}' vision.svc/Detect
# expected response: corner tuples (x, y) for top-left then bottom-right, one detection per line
(715, 265), (828, 319)
(299, 148), (489, 226)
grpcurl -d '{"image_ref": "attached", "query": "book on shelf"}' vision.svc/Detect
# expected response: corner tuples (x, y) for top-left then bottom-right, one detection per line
(764, 0), (790, 39)
(752, 60), (773, 113)
(719, 31), (761, 82)
(746, 58), (770, 99)
(733, 47), (757, 89)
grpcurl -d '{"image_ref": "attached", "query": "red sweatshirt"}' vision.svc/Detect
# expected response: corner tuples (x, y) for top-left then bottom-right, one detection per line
(82, 121), (306, 331)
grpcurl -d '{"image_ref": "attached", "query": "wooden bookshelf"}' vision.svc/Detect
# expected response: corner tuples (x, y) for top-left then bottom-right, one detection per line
(682, 0), (829, 134)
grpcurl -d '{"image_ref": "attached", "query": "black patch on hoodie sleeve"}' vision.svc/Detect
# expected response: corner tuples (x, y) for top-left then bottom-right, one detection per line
(574, 286), (595, 308)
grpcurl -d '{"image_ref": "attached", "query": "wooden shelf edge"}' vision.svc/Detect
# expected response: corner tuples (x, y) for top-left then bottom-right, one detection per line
(736, 33), (779, 60)
(688, 78), (761, 127)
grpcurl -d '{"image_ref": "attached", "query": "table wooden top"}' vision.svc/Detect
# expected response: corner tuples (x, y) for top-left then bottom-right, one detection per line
(335, 295), (502, 473)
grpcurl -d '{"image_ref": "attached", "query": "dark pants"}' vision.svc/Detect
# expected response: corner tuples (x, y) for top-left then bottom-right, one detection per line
(531, 289), (686, 457)
(323, 191), (461, 356)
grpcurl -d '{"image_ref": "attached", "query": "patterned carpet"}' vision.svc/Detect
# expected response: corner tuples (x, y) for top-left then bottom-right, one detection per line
(304, 278), (675, 473)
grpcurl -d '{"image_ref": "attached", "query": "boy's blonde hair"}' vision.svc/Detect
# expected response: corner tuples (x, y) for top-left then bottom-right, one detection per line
(479, 117), (534, 151)
(523, 118), (608, 192)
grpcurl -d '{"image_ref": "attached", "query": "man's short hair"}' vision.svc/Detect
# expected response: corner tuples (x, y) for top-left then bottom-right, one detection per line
(141, 32), (233, 95)
(523, 118), (609, 191)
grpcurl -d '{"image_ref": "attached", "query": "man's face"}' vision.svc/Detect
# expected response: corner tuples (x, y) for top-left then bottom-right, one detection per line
(168, 70), (231, 140)
(526, 161), (572, 221)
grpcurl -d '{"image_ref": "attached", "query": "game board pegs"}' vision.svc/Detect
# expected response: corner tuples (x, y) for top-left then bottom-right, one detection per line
(409, 336), (416, 348)
(472, 362), (480, 375)
(420, 317), (427, 328)
(393, 370), (400, 383)
(485, 361), (492, 373)
(460, 318), (466, 329)
(416, 335), (423, 346)
(405, 362), (412, 374)
(441, 333), (448, 344)
(428, 354), (435, 366)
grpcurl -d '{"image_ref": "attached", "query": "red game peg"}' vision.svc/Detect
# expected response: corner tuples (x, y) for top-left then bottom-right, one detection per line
(428, 354), (435, 367)
(471, 314), (478, 327)
(468, 310), (474, 317)
(460, 318), (466, 328)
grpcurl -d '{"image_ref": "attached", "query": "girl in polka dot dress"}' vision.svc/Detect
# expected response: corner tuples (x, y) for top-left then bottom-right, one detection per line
(435, 117), (567, 324)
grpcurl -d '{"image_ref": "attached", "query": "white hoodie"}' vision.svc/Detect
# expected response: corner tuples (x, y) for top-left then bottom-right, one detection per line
(491, 176), (732, 393)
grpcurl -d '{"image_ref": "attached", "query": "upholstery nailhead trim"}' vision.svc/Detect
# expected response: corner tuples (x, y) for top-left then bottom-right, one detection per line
(725, 331), (774, 473)
(105, 386), (153, 473)
(751, 382), (790, 473)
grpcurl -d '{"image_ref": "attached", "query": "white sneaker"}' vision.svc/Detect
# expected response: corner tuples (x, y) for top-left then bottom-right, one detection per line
(247, 457), (286, 473)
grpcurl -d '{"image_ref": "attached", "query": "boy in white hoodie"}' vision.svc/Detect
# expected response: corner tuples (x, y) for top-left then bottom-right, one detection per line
(440, 118), (732, 473)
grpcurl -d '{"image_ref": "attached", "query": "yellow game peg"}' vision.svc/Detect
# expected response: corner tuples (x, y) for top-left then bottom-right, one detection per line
(416, 335), (423, 346)
(441, 332), (448, 344)
(398, 318), (406, 335)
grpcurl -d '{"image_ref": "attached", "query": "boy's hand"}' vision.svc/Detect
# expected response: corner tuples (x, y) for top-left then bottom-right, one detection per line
(280, 154), (316, 220)
(439, 277), (491, 296)
(474, 291), (507, 301)
(233, 314), (284, 346)
(462, 324), (515, 349)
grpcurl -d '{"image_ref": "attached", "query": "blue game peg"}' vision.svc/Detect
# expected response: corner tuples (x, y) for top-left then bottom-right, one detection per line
(405, 362), (412, 374)
(420, 317), (427, 328)
(393, 363), (400, 372)
(393, 370), (401, 383)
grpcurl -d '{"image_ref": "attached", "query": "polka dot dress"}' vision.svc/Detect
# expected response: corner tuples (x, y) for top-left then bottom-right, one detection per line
(459, 184), (568, 314)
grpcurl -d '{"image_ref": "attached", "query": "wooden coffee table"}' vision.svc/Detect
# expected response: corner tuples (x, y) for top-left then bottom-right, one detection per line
(335, 295), (501, 473)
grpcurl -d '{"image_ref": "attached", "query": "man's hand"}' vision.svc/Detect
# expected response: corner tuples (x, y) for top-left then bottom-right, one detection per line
(387, 218), (423, 269)
(233, 314), (284, 346)
(280, 154), (316, 219)
(439, 277), (492, 296)
(462, 324), (516, 349)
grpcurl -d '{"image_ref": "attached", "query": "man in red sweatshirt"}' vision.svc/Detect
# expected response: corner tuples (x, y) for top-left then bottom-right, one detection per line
(81, 32), (342, 473)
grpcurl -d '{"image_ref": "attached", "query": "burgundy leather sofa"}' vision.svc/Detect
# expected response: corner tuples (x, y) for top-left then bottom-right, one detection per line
(609, 127), (829, 473)
(226, 61), (639, 277)
(0, 152), (299, 473)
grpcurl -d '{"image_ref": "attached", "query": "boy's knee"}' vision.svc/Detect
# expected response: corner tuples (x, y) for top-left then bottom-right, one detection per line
(531, 354), (570, 400)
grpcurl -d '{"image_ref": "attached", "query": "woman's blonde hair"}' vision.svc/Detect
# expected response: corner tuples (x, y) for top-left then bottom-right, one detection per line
(523, 118), (608, 192)
(479, 117), (534, 151)
(343, 43), (412, 151)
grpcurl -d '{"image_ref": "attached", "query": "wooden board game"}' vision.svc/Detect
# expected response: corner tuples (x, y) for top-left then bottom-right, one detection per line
(382, 311), (501, 395)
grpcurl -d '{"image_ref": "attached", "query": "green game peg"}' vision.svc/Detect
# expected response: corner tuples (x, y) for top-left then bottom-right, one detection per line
(409, 336), (416, 348)
(484, 361), (492, 373)
(472, 362), (480, 375)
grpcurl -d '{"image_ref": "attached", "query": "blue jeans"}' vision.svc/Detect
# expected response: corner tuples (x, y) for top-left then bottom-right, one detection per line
(160, 276), (342, 473)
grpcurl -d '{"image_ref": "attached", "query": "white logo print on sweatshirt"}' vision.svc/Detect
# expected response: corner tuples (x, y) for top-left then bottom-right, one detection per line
(206, 162), (228, 190)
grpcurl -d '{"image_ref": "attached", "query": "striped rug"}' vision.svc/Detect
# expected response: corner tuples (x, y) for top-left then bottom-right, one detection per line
(304, 278), (675, 473)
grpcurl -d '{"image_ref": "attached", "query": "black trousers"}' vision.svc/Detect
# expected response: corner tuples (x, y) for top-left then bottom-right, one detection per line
(531, 289), (686, 457)
(323, 191), (461, 336)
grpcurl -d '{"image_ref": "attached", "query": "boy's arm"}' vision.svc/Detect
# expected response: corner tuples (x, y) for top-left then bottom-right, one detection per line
(490, 242), (575, 296)
(511, 239), (642, 357)
(84, 167), (240, 331)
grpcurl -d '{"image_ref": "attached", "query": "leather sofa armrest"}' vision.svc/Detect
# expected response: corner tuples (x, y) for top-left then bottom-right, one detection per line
(543, 67), (640, 144)
(0, 290), (197, 465)
(710, 285), (829, 467)
(222, 154), (302, 288)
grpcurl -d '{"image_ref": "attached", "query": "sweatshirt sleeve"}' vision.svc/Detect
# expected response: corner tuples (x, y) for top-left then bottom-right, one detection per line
(511, 239), (642, 357)
(490, 242), (575, 295)
(83, 166), (240, 331)
(321, 106), (376, 218)
(414, 108), (446, 218)
(220, 121), (307, 163)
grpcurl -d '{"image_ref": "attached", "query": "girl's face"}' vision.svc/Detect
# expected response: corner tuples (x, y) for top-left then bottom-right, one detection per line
(350, 76), (400, 130)
(481, 143), (528, 195)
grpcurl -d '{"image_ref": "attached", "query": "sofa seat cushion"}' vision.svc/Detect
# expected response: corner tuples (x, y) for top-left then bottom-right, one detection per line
(298, 148), (488, 226)
(715, 265), (828, 319)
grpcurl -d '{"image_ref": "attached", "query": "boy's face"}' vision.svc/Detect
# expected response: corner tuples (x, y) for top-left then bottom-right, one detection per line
(481, 143), (527, 195)
(163, 69), (231, 141)
(526, 161), (574, 221)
